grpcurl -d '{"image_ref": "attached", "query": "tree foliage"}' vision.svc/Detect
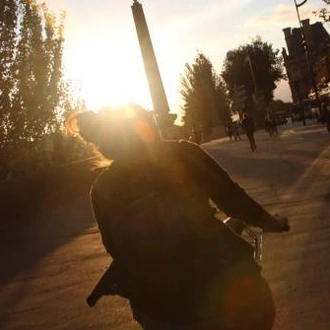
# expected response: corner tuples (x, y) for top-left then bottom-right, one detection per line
(221, 37), (284, 121)
(180, 52), (230, 141)
(0, 0), (18, 146)
(313, 0), (330, 26)
(270, 99), (293, 115)
(12, 0), (65, 142)
(0, 0), (83, 179)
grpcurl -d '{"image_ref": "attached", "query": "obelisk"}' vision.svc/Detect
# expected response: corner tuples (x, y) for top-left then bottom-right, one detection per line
(131, 1), (176, 128)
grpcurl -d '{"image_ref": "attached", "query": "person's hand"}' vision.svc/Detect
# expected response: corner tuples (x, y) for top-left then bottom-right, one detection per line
(272, 214), (290, 232)
(261, 212), (290, 233)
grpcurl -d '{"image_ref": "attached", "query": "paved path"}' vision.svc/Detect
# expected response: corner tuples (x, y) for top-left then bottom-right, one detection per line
(0, 122), (329, 329)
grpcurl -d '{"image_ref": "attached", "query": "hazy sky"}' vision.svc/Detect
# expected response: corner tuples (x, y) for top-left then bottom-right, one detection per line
(43, 0), (325, 119)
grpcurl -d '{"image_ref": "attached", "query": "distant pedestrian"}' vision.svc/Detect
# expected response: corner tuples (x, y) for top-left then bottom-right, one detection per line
(269, 113), (278, 136)
(320, 102), (327, 124)
(324, 106), (330, 132)
(189, 128), (202, 144)
(232, 121), (242, 141)
(264, 113), (272, 136)
(265, 112), (278, 137)
(242, 112), (257, 151)
(226, 120), (234, 141)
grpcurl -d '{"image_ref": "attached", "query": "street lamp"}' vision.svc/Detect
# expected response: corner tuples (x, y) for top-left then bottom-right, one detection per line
(245, 51), (265, 113)
(245, 52), (257, 94)
(293, 0), (307, 25)
(293, 0), (322, 124)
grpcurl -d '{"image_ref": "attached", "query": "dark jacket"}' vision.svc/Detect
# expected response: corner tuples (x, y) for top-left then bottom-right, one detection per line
(90, 140), (263, 320)
(242, 116), (255, 135)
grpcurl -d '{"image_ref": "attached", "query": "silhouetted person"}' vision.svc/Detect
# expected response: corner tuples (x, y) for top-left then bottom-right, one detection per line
(242, 112), (257, 151)
(325, 105), (330, 132)
(226, 120), (233, 141)
(269, 113), (278, 136)
(265, 112), (278, 137)
(232, 121), (242, 141)
(68, 104), (289, 330)
(264, 113), (272, 136)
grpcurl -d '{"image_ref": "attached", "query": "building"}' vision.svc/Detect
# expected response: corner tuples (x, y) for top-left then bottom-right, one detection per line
(282, 19), (330, 107)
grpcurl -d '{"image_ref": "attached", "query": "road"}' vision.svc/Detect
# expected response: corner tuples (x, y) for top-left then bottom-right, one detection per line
(0, 121), (329, 330)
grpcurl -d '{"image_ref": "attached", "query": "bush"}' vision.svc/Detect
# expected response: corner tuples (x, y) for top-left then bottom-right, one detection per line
(0, 159), (102, 232)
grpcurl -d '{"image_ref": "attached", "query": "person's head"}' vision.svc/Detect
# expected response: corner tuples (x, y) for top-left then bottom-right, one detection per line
(67, 103), (161, 162)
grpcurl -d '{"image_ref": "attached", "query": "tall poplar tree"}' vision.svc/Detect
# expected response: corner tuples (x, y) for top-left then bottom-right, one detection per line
(0, 0), (18, 146)
(180, 52), (230, 141)
(0, 0), (68, 177)
(12, 0), (65, 143)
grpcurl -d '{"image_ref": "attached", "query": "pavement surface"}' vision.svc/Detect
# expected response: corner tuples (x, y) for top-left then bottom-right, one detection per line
(0, 120), (329, 330)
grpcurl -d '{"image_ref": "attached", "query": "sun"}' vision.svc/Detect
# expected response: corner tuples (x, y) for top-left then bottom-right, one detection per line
(82, 74), (134, 111)
(64, 41), (153, 112)
(79, 61), (153, 112)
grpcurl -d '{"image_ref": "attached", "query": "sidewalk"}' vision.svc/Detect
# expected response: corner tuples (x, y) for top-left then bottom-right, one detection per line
(0, 124), (329, 330)
(209, 120), (327, 145)
(205, 122), (330, 330)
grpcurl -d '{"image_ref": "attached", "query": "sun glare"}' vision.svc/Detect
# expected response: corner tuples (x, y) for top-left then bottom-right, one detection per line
(82, 76), (132, 111)
(64, 40), (153, 113)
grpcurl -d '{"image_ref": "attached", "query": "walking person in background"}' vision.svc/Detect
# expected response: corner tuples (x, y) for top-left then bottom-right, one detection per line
(264, 113), (272, 137)
(232, 121), (242, 141)
(242, 112), (257, 151)
(324, 105), (330, 132)
(265, 112), (278, 137)
(269, 112), (278, 136)
(226, 119), (234, 141)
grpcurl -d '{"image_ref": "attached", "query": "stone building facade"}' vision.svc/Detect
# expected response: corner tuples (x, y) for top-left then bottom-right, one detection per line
(282, 19), (330, 106)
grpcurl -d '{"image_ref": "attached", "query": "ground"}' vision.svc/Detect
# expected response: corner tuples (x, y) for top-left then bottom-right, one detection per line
(0, 120), (329, 329)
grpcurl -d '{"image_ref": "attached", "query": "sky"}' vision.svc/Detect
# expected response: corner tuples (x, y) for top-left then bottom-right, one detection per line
(43, 0), (326, 121)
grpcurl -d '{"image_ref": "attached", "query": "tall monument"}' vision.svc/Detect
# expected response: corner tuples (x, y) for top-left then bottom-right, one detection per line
(131, 1), (176, 128)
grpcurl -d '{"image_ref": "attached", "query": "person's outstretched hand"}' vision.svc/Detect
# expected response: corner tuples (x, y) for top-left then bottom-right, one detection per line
(261, 212), (290, 233)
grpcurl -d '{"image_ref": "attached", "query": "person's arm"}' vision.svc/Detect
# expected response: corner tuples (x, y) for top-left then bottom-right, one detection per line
(182, 141), (289, 232)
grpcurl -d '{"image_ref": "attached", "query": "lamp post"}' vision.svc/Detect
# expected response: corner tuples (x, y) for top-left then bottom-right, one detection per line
(245, 52), (257, 94)
(293, 0), (321, 124)
(245, 51), (265, 117)
(293, 0), (307, 26)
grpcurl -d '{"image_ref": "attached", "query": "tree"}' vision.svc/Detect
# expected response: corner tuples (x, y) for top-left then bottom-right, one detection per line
(0, 0), (18, 178)
(214, 78), (231, 124)
(11, 0), (65, 143)
(0, 0), (74, 178)
(180, 51), (230, 141)
(270, 99), (293, 122)
(0, 0), (18, 146)
(222, 37), (284, 125)
(314, 1), (330, 26)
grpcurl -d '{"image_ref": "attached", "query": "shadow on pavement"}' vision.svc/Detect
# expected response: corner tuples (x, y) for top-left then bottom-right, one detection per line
(204, 132), (329, 190)
(0, 161), (101, 295)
